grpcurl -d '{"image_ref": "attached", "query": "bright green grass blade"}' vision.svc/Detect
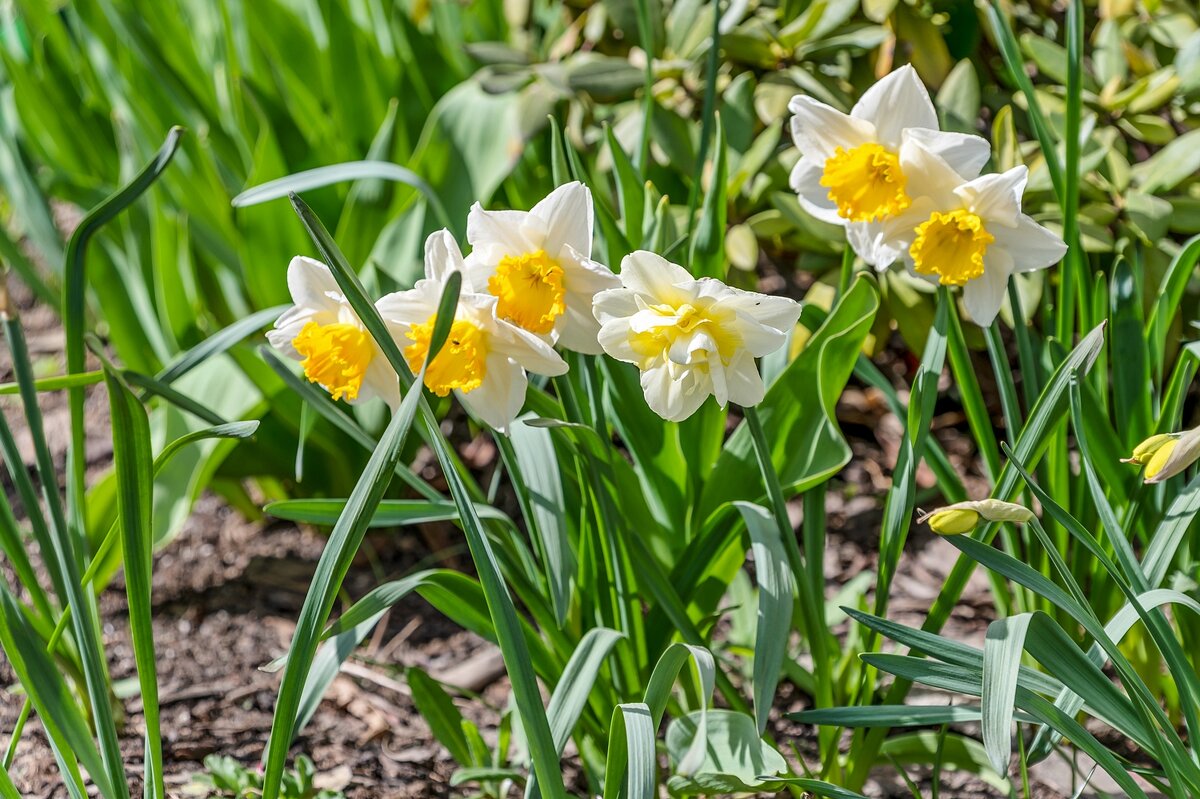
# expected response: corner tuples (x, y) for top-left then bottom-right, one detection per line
(232, 160), (453, 233)
(946, 302), (999, 481)
(603, 703), (656, 799)
(99, 364), (163, 799)
(771, 779), (870, 799)
(0, 371), (104, 395)
(793, 704), (1039, 728)
(604, 123), (645, 248)
(736, 501), (794, 735)
(259, 371), (426, 799)
(1109, 260), (1152, 447)
(1143, 473), (1200, 586)
(1146, 235), (1200, 386)
(265, 498), (509, 528)
(121, 369), (227, 426)
(154, 305), (288, 385)
(63, 127), (183, 553)
(0, 762), (21, 799)
(1, 313), (127, 799)
(407, 668), (473, 766)
(0, 585), (114, 799)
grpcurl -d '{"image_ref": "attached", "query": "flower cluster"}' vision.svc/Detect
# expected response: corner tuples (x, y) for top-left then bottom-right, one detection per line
(269, 183), (802, 429)
(789, 65), (1068, 326)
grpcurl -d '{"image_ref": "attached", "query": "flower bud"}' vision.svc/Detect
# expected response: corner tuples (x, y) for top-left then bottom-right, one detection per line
(1123, 428), (1200, 484)
(917, 499), (1034, 536)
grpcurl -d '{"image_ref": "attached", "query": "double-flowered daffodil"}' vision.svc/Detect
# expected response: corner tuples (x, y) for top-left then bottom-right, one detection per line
(376, 230), (568, 433)
(788, 65), (990, 232)
(1123, 428), (1200, 484)
(592, 251), (802, 422)
(464, 182), (620, 354)
(268, 256), (400, 408)
(917, 499), (1034, 536)
(872, 150), (1068, 326)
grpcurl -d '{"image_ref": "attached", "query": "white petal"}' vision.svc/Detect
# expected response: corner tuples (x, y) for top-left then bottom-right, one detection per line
(423, 229), (467, 283)
(561, 247), (620, 295)
(851, 65), (939, 146)
(955, 166), (1028, 228)
(267, 306), (318, 358)
(360, 356), (401, 410)
(459, 354), (527, 433)
(898, 137), (967, 208)
(991, 214), (1068, 273)
(640, 363), (710, 422)
(489, 320), (569, 377)
(375, 285), (439, 327)
(788, 95), (875, 161)
(287, 256), (344, 311)
(532, 182), (593, 258)
(592, 287), (640, 326)
(618, 250), (695, 298)
(790, 156), (846, 226)
(466, 203), (537, 253)
(724, 350), (767, 408)
(556, 297), (606, 355)
(596, 318), (642, 365)
(903, 128), (990, 180)
(961, 250), (1013, 326)
(713, 287), (802, 337)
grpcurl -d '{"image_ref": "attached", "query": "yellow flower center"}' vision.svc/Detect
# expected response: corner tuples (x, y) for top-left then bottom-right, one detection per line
(820, 142), (910, 222)
(628, 303), (742, 370)
(403, 314), (488, 397)
(488, 249), (566, 334)
(910, 209), (995, 286)
(292, 321), (374, 402)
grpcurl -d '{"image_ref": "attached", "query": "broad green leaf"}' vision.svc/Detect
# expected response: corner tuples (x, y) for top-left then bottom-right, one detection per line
(982, 614), (1033, 774)
(603, 704), (656, 799)
(408, 669), (473, 767)
(665, 710), (786, 791)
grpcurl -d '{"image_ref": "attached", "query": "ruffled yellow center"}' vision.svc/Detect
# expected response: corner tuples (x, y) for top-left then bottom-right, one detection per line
(488, 249), (566, 334)
(403, 314), (488, 397)
(292, 321), (373, 402)
(628, 303), (741, 370)
(820, 143), (910, 222)
(910, 210), (994, 286)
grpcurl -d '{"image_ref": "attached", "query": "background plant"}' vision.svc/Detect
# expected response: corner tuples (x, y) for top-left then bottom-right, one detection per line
(2, 0), (1200, 797)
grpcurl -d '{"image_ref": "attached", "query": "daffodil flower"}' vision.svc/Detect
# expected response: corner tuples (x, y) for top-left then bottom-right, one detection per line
(463, 182), (620, 354)
(917, 499), (1034, 536)
(863, 142), (1067, 326)
(1123, 428), (1200, 484)
(376, 230), (568, 433)
(591, 250), (802, 422)
(267, 256), (400, 408)
(788, 65), (990, 231)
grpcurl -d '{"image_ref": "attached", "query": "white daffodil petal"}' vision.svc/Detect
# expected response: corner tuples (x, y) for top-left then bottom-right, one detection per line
(423, 228), (467, 284)
(716, 287), (803, 334)
(557, 298), (606, 355)
(361, 355), (401, 409)
(618, 250), (695, 297)
(532, 181), (593, 257)
(725, 350), (767, 407)
(788, 95), (875, 160)
(641, 362), (710, 422)
(992, 214), (1069, 272)
(851, 65), (938, 146)
(490, 321), (569, 377)
(466, 204), (536, 254)
(961, 250), (1013, 326)
(458, 353), (528, 434)
(955, 166), (1028, 228)
(287, 256), (345, 311)
(592, 287), (640, 327)
(902, 127), (991, 180)
(789, 156), (845, 225)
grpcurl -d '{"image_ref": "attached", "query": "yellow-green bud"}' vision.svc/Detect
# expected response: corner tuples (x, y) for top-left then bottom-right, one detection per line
(917, 499), (1034, 536)
(1124, 429), (1200, 484)
(926, 509), (980, 535)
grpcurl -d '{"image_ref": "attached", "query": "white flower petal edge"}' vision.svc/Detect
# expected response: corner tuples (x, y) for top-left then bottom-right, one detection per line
(593, 250), (802, 422)
(267, 256), (399, 409)
(463, 182), (619, 354)
(376, 230), (567, 433)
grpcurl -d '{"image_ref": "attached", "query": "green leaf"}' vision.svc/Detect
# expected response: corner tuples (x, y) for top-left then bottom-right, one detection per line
(265, 498), (509, 528)
(155, 305), (289, 386)
(1132, 128), (1200, 194)
(100, 365), (163, 799)
(408, 669), (473, 767)
(603, 703), (656, 799)
(665, 710), (786, 791)
(982, 614), (1033, 774)
(689, 114), (728, 279)
(735, 502), (793, 735)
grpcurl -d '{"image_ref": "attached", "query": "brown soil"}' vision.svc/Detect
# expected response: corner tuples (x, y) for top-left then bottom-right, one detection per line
(0, 275), (1078, 798)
